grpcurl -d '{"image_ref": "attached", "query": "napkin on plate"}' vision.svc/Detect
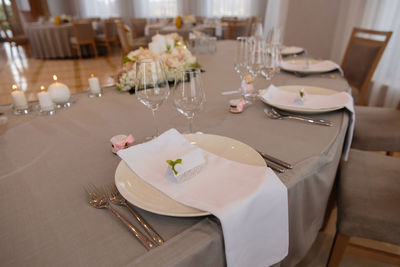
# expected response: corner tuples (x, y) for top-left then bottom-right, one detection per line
(260, 85), (355, 160)
(118, 129), (288, 267)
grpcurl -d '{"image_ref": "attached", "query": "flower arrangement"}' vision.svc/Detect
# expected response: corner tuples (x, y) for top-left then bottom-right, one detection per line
(116, 33), (200, 93)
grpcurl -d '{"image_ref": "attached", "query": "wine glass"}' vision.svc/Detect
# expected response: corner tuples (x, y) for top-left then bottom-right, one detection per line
(135, 58), (170, 139)
(173, 69), (205, 133)
(235, 36), (259, 101)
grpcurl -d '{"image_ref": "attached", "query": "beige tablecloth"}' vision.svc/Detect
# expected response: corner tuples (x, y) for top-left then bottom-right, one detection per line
(27, 22), (74, 59)
(0, 41), (350, 267)
(27, 22), (104, 59)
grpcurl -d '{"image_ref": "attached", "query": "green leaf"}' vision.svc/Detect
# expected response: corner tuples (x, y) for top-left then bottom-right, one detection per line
(123, 56), (134, 64)
(166, 158), (183, 175)
(190, 62), (201, 69)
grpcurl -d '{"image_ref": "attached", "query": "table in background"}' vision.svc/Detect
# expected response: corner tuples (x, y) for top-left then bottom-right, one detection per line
(0, 41), (350, 267)
(145, 23), (227, 40)
(27, 22), (104, 59)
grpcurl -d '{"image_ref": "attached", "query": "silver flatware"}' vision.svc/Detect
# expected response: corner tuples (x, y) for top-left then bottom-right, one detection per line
(264, 108), (333, 127)
(85, 184), (156, 250)
(257, 151), (293, 169)
(264, 159), (285, 173)
(272, 108), (333, 125)
(105, 184), (164, 246)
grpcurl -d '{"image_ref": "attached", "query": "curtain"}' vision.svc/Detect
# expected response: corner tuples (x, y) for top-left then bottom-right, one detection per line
(361, 0), (400, 107)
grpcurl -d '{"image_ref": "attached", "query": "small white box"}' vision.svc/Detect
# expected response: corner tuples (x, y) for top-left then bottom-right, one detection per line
(166, 148), (205, 183)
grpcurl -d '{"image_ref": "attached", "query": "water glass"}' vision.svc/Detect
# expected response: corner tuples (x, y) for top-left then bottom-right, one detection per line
(135, 58), (170, 139)
(174, 69), (205, 133)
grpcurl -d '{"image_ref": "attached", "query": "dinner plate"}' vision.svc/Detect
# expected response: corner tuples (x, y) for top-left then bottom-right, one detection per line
(281, 46), (305, 56)
(259, 85), (350, 114)
(280, 59), (338, 74)
(115, 134), (266, 217)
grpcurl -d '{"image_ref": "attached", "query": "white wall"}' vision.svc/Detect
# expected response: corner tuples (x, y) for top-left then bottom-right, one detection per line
(282, 0), (341, 60)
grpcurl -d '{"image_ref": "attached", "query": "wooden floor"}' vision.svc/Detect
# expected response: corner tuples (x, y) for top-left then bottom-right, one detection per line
(1, 42), (399, 267)
(0, 42), (120, 106)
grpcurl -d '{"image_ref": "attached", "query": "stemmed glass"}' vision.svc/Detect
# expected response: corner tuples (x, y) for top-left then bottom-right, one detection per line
(234, 36), (258, 101)
(173, 69), (205, 133)
(135, 58), (170, 139)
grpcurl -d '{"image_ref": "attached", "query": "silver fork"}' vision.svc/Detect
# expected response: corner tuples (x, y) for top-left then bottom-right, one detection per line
(85, 184), (156, 250)
(105, 184), (164, 246)
(264, 108), (333, 126)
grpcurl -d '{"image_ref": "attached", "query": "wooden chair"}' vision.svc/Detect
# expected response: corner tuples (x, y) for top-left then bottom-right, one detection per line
(116, 22), (147, 60)
(341, 28), (392, 105)
(70, 20), (98, 59)
(0, 21), (29, 55)
(327, 149), (400, 267)
(226, 21), (248, 40)
(130, 18), (147, 40)
(95, 19), (119, 55)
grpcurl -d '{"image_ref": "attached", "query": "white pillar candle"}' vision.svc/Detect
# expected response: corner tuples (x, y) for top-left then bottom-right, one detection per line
(88, 74), (101, 94)
(11, 85), (28, 109)
(47, 75), (71, 104)
(37, 86), (55, 111)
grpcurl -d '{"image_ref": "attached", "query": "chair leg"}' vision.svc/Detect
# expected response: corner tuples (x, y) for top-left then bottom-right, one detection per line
(106, 42), (111, 55)
(77, 45), (82, 59)
(92, 42), (98, 58)
(327, 232), (350, 267)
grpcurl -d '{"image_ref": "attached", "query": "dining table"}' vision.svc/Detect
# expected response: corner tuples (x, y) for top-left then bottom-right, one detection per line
(26, 22), (104, 59)
(146, 22), (227, 41)
(0, 40), (351, 267)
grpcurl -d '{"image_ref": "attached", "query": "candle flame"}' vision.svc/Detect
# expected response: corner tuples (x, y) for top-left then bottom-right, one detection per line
(40, 86), (45, 91)
(12, 84), (18, 90)
(53, 75), (58, 81)
(90, 73), (94, 78)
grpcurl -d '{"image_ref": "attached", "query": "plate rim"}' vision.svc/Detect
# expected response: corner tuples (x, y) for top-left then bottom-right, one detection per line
(115, 133), (266, 217)
(280, 59), (337, 74)
(281, 46), (305, 56)
(259, 85), (348, 114)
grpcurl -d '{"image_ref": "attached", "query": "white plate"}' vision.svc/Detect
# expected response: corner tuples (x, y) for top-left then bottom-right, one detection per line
(281, 46), (305, 56)
(280, 59), (337, 74)
(115, 134), (266, 217)
(259, 85), (349, 114)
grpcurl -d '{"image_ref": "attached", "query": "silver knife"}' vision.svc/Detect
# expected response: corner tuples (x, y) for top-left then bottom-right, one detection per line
(258, 151), (293, 169)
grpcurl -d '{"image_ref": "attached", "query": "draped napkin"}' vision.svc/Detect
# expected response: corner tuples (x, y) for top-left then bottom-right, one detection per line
(118, 129), (289, 267)
(260, 85), (355, 160)
(280, 60), (343, 75)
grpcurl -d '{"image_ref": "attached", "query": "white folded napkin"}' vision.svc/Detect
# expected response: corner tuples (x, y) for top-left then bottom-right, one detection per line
(118, 129), (289, 267)
(260, 85), (355, 160)
(280, 59), (343, 74)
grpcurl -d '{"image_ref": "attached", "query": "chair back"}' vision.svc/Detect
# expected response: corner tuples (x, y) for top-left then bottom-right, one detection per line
(226, 22), (248, 40)
(0, 21), (12, 42)
(341, 27), (392, 105)
(130, 18), (146, 38)
(72, 21), (95, 44)
(116, 22), (131, 55)
(104, 19), (117, 40)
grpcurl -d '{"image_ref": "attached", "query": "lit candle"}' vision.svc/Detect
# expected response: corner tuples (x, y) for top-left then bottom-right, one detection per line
(48, 75), (71, 105)
(37, 85), (55, 111)
(88, 74), (101, 94)
(11, 85), (28, 109)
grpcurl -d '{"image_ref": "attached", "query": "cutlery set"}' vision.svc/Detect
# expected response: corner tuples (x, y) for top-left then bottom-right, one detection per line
(86, 183), (163, 250)
(264, 108), (333, 127)
(257, 150), (292, 173)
